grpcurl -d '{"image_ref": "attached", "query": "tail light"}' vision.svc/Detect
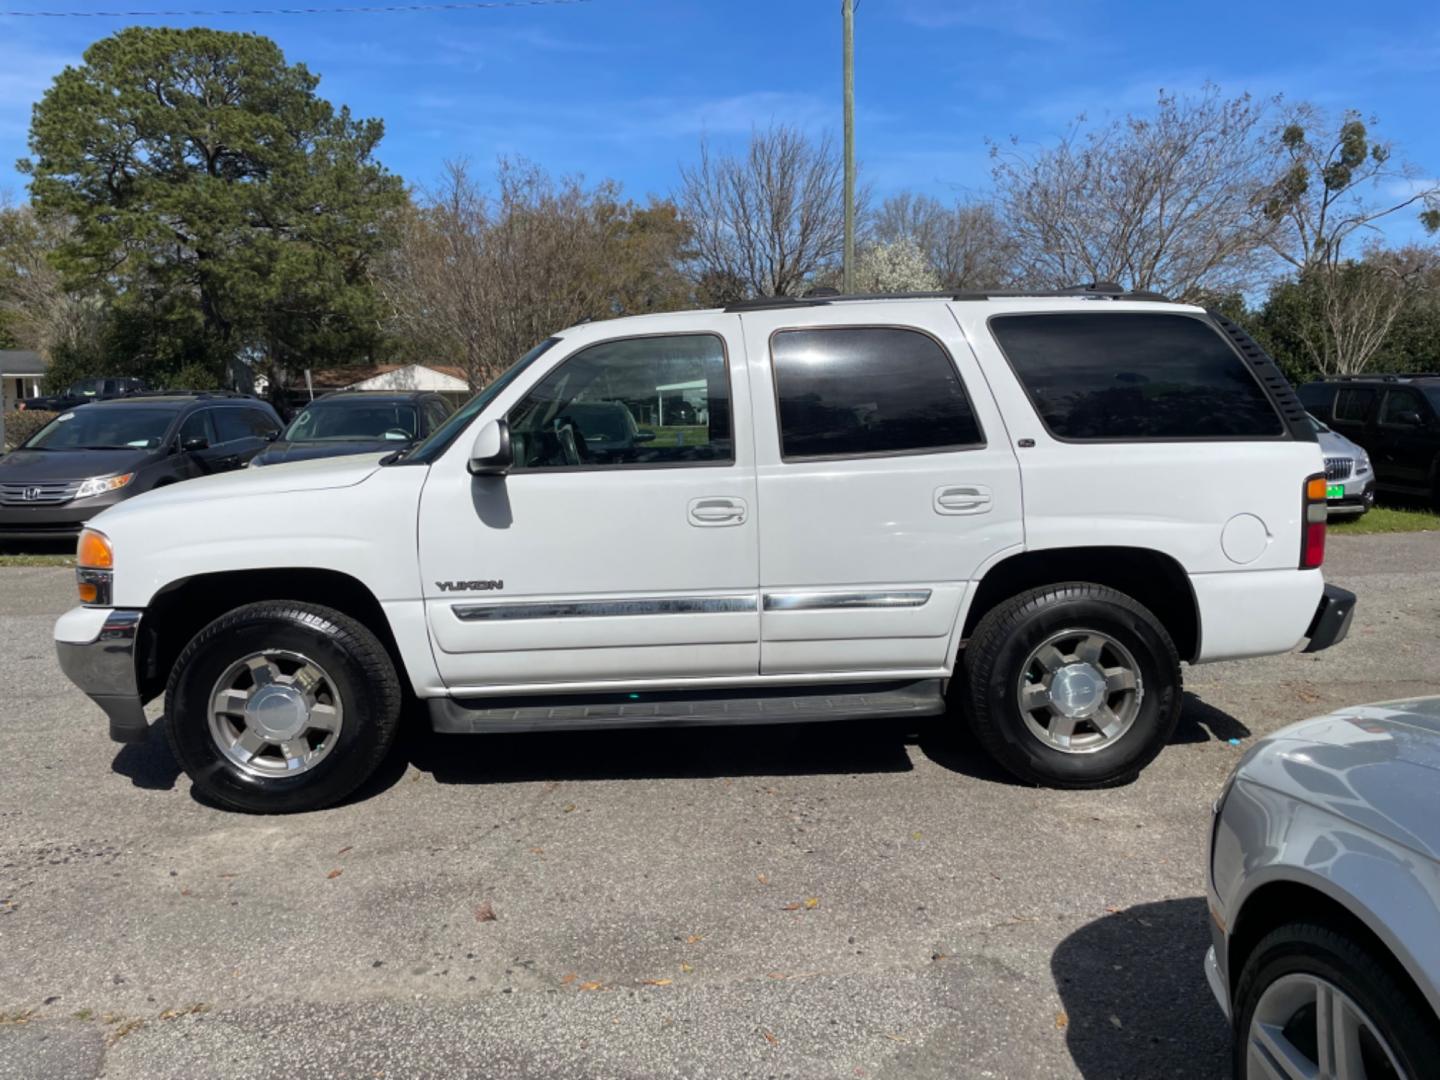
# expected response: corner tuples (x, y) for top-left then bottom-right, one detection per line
(1300, 474), (1326, 569)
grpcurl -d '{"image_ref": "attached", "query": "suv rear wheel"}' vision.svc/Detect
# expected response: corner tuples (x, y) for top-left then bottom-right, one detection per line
(960, 583), (1181, 787)
(165, 601), (402, 813)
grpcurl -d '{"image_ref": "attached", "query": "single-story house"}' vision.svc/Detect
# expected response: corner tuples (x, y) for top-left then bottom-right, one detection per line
(256, 363), (471, 398)
(1, 350), (45, 411)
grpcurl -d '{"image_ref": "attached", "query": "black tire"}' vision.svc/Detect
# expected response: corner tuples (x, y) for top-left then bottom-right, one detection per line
(960, 583), (1180, 787)
(1232, 921), (1440, 1080)
(164, 601), (402, 814)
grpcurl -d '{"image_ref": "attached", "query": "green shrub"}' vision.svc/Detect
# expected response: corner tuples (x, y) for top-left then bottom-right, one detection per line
(3, 409), (59, 450)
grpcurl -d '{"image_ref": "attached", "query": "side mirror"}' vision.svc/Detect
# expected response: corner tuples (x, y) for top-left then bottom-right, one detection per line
(632, 431), (657, 444)
(265, 430), (280, 442)
(181, 435), (209, 452)
(468, 419), (513, 476)
(1395, 410), (1423, 427)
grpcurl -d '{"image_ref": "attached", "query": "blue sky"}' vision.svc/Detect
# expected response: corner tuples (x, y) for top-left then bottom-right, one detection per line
(2, 0), (1438, 245)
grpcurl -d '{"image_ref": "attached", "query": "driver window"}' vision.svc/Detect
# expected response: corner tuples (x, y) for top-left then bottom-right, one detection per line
(508, 334), (731, 470)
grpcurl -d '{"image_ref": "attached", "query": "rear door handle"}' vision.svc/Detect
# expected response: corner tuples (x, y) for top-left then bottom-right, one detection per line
(688, 496), (747, 527)
(934, 484), (993, 515)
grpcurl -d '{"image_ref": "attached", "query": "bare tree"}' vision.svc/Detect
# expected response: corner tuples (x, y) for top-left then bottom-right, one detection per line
(678, 125), (852, 299)
(0, 198), (106, 361)
(990, 86), (1280, 300)
(1293, 245), (1437, 375)
(1258, 107), (1440, 373)
(873, 192), (1017, 288)
(377, 161), (692, 390)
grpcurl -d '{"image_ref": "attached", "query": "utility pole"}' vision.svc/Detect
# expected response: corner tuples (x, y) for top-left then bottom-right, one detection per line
(842, 0), (855, 293)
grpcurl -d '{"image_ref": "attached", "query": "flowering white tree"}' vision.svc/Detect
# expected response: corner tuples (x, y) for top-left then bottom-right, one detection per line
(847, 238), (941, 293)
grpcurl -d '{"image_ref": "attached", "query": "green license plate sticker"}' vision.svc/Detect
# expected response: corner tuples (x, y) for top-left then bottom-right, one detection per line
(1326, 484), (1344, 500)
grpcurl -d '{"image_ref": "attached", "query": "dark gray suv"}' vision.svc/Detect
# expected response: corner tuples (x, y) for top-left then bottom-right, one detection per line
(0, 393), (281, 541)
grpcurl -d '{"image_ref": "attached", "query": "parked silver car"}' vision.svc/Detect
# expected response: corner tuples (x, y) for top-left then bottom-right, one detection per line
(1312, 412), (1375, 516)
(1207, 696), (1440, 1078)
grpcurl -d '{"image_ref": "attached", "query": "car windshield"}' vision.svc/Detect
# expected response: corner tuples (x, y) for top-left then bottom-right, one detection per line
(401, 338), (560, 465)
(1307, 412), (1332, 434)
(283, 401), (418, 442)
(68, 378), (107, 397)
(24, 407), (175, 450)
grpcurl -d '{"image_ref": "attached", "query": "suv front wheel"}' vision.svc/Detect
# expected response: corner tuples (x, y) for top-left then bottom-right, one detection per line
(165, 601), (402, 813)
(960, 583), (1181, 787)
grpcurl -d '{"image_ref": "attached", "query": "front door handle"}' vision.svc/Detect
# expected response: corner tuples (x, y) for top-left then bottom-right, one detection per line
(934, 484), (993, 515)
(688, 496), (747, 527)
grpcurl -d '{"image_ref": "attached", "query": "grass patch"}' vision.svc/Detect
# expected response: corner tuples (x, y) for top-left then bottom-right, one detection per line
(0, 553), (74, 567)
(1330, 504), (1440, 535)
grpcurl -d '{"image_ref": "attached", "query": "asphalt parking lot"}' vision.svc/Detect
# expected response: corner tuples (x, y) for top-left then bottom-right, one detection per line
(2, 531), (1438, 1080)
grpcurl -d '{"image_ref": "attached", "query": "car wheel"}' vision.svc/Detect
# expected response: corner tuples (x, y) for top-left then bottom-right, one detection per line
(1233, 921), (1440, 1080)
(960, 583), (1180, 787)
(165, 601), (402, 813)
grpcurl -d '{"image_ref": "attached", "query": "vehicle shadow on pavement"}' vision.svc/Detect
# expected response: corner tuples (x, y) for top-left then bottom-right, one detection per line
(110, 723), (181, 790)
(407, 717), (924, 785)
(1173, 692), (1252, 745)
(1051, 897), (1230, 1079)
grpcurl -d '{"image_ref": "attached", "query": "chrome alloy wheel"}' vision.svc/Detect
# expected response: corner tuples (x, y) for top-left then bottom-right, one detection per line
(207, 650), (343, 778)
(1017, 628), (1142, 753)
(1247, 973), (1405, 1080)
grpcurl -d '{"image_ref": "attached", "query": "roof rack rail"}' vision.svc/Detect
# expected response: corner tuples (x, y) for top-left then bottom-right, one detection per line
(121, 388), (252, 399)
(722, 283), (1171, 312)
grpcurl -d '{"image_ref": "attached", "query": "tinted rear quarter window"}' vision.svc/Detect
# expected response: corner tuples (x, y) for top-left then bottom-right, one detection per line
(991, 312), (1283, 440)
(1333, 387), (1376, 425)
(771, 327), (982, 459)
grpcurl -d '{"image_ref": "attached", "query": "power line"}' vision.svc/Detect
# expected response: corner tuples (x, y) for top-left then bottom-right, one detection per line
(0, 0), (590, 16)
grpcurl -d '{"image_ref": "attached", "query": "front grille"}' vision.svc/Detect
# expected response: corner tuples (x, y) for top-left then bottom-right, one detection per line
(1324, 457), (1353, 482)
(0, 481), (81, 506)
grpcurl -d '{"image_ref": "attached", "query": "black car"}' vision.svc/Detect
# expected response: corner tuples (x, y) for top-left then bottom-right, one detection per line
(249, 390), (454, 467)
(20, 376), (150, 413)
(0, 393), (282, 541)
(1298, 375), (1440, 507)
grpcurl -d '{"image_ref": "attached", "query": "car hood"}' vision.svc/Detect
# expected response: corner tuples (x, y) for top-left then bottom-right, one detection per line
(1242, 698), (1440, 861)
(0, 446), (152, 483)
(1316, 427), (1365, 458)
(251, 439), (405, 466)
(91, 451), (391, 526)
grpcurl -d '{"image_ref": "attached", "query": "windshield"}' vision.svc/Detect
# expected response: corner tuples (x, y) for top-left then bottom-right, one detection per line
(68, 378), (106, 398)
(1307, 412), (1331, 434)
(400, 338), (560, 465)
(284, 400), (419, 442)
(24, 407), (175, 450)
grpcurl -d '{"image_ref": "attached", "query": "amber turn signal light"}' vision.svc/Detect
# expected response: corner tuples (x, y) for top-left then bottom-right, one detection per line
(77, 528), (113, 569)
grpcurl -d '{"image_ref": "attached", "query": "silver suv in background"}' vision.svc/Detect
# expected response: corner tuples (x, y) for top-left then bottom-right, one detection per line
(1207, 697), (1440, 1078)
(1311, 413), (1374, 517)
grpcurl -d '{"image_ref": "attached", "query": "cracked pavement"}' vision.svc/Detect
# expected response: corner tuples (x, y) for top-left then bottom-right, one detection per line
(2, 532), (1438, 1078)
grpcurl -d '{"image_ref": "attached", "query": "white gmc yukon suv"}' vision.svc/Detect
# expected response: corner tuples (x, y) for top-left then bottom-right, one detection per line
(54, 287), (1356, 813)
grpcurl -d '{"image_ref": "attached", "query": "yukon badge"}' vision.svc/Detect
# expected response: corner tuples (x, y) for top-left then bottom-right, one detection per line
(436, 579), (504, 592)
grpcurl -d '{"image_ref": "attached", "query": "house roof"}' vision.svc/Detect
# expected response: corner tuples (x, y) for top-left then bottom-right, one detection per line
(304, 362), (469, 388)
(0, 350), (45, 377)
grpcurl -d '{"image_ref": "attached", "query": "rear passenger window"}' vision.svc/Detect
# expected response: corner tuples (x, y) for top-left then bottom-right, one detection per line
(771, 327), (982, 459)
(991, 313), (1282, 440)
(213, 409), (252, 443)
(1333, 388), (1376, 424)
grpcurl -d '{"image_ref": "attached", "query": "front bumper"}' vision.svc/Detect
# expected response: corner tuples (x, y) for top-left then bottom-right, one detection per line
(0, 498), (114, 541)
(1301, 584), (1356, 653)
(1327, 477), (1375, 516)
(54, 606), (149, 742)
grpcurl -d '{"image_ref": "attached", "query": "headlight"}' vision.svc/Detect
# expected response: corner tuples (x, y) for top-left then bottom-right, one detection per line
(76, 528), (114, 606)
(75, 473), (135, 499)
(1356, 454), (1371, 475)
